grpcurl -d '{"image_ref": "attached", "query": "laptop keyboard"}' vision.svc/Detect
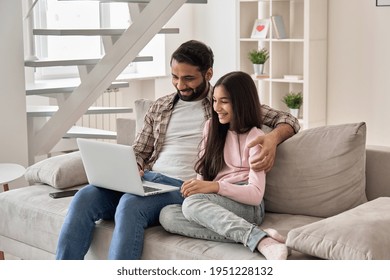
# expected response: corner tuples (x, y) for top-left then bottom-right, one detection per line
(143, 185), (161, 193)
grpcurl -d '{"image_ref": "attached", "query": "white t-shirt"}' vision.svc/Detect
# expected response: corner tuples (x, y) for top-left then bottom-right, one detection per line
(152, 99), (205, 181)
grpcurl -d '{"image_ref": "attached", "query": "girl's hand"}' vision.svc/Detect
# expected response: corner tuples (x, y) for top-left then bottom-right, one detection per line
(181, 179), (219, 198)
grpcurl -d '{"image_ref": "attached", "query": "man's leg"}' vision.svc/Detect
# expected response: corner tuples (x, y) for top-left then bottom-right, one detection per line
(56, 185), (122, 259)
(108, 190), (183, 259)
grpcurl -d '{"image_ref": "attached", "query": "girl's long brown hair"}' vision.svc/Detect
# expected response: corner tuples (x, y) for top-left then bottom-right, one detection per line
(195, 71), (263, 180)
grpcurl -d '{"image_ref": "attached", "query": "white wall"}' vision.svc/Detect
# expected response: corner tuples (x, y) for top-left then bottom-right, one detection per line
(192, 0), (238, 84)
(153, 0), (238, 100)
(0, 0), (29, 190)
(327, 0), (390, 146)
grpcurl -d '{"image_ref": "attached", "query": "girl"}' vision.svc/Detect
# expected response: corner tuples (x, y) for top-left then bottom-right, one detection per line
(159, 71), (288, 260)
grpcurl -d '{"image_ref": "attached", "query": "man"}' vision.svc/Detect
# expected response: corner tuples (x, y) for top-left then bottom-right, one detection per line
(56, 40), (299, 260)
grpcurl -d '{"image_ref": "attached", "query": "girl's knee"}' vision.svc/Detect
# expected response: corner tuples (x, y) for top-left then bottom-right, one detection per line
(159, 205), (182, 230)
(182, 194), (204, 221)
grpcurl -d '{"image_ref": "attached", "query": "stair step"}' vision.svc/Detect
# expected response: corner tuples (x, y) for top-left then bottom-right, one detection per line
(25, 56), (152, 67)
(27, 105), (133, 117)
(33, 28), (179, 36)
(26, 80), (129, 95)
(65, 126), (117, 139)
(58, 0), (207, 3)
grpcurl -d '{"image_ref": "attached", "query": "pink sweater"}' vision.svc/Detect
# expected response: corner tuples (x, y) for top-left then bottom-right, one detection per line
(197, 120), (266, 206)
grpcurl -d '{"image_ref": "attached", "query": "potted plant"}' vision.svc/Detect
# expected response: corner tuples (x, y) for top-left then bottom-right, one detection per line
(247, 48), (269, 75)
(282, 91), (303, 118)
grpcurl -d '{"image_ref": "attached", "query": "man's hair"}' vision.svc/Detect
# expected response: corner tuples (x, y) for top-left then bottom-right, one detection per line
(170, 40), (214, 73)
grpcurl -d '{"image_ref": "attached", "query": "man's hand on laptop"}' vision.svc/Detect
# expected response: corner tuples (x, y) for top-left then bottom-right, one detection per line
(137, 165), (144, 177)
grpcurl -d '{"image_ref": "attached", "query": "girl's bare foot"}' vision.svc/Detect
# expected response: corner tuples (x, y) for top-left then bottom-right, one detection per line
(263, 228), (286, 243)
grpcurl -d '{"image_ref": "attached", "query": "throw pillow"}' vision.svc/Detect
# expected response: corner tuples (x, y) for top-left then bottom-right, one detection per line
(265, 122), (367, 217)
(135, 99), (153, 134)
(24, 151), (88, 189)
(286, 197), (390, 260)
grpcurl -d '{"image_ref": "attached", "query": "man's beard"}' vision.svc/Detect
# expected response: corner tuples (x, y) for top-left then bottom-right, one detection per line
(177, 78), (208, 102)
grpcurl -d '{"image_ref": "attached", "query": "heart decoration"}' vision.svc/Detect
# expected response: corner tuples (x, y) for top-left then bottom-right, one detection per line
(256, 25), (265, 32)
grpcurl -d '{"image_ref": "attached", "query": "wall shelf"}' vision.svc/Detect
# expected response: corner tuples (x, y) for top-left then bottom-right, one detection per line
(238, 0), (328, 129)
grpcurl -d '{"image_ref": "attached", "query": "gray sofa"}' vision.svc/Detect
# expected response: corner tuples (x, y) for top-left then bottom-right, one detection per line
(1, 101), (390, 260)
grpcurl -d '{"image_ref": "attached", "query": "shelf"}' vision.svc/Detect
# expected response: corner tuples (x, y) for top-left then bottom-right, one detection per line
(238, 0), (327, 129)
(252, 77), (304, 84)
(270, 78), (304, 84)
(270, 39), (304, 43)
(240, 38), (270, 42)
(240, 38), (304, 42)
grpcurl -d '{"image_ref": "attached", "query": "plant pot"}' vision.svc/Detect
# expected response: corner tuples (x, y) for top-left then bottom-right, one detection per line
(253, 64), (264, 75)
(289, 108), (299, 118)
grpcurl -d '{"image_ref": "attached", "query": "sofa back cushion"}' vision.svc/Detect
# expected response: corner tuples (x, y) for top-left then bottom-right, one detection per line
(265, 122), (367, 218)
(135, 99), (154, 134)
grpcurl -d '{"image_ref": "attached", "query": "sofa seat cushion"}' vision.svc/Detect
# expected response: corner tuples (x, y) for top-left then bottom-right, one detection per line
(0, 185), (320, 260)
(141, 214), (322, 260)
(0, 185), (81, 254)
(286, 197), (390, 260)
(265, 122), (367, 218)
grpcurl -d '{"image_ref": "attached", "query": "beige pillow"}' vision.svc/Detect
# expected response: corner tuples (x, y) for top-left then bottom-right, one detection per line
(265, 122), (367, 217)
(286, 197), (390, 260)
(135, 99), (153, 134)
(25, 151), (88, 189)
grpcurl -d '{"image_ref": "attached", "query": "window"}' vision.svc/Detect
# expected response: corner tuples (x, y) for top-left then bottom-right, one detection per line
(31, 0), (165, 80)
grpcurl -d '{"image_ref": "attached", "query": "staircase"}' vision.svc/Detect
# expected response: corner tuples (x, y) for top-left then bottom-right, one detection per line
(25, 0), (207, 164)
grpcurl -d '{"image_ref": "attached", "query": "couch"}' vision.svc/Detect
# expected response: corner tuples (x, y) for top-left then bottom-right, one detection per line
(1, 100), (390, 260)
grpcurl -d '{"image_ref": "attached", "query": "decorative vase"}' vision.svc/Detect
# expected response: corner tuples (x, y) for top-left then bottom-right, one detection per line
(289, 108), (299, 118)
(253, 64), (264, 75)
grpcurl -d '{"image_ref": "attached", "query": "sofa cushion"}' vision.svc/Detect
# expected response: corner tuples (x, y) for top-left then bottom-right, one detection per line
(135, 99), (153, 134)
(0, 184), (319, 260)
(265, 122), (367, 217)
(286, 197), (390, 260)
(24, 151), (88, 189)
(0, 185), (75, 254)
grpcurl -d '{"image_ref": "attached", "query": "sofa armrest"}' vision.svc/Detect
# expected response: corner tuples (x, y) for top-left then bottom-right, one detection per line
(116, 118), (136, 146)
(365, 145), (390, 200)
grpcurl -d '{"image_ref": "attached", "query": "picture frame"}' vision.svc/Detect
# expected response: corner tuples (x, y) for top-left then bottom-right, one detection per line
(377, 0), (390, 6)
(250, 19), (270, 39)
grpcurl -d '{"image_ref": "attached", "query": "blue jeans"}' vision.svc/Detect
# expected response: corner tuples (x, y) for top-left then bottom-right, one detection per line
(55, 171), (183, 260)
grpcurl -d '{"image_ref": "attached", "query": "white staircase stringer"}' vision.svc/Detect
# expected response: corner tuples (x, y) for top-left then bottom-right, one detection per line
(30, 0), (188, 157)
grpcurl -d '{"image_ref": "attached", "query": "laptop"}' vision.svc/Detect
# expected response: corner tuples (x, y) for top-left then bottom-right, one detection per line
(77, 138), (180, 196)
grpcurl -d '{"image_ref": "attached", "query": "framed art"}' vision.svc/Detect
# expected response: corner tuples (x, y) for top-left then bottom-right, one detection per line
(377, 0), (390, 6)
(251, 19), (270, 39)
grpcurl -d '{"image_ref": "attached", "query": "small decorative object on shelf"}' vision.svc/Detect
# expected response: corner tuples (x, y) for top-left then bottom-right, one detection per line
(251, 19), (270, 39)
(271, 15), (287, 39)
(284, 74), (303, 81)
(282, 91), (303, 118)
(248, 48), (269, 75)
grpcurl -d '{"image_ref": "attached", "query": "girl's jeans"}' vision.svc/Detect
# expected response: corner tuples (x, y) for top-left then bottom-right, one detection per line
(55, 171), (183, 260)
(160, 194), (266, 252)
